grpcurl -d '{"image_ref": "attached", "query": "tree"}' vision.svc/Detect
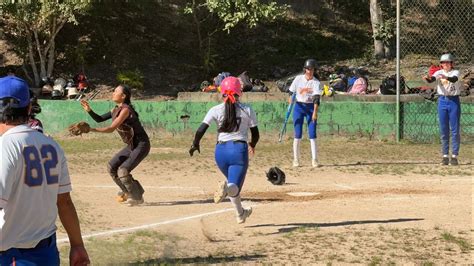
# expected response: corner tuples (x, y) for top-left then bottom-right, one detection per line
(184, 0), (288, 74)
(0, 2), (90, 86)
(369, 0), (385, 59)
(369, 0), (395, 59)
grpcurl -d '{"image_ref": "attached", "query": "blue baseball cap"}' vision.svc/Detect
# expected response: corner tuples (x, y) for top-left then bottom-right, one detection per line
(0, 76), (30, 108)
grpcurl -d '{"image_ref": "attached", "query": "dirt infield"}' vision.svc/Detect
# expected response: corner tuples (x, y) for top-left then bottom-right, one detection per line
(55, 134), (473, 264)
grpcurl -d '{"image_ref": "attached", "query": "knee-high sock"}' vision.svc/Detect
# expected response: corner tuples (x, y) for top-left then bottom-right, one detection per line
(310, 138), (317, 160)
(293, 138), (301, 162)
(229, 196), (244, 216)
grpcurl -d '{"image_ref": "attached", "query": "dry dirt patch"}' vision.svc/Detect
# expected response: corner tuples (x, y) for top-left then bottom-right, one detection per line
(55, 135), (472, 264)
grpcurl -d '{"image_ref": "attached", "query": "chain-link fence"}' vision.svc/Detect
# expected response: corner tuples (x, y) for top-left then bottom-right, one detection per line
(400, 0), (473, 143)
(401, 0), (473, 63)
(400, 100), (474, 144)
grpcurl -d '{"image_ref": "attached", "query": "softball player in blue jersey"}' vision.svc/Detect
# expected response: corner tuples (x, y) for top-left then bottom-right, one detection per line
(189, 76), (260, 224)
(289, 59), (322, 168)
(423, 53), (463, 166)
(0, 76), (89, 265)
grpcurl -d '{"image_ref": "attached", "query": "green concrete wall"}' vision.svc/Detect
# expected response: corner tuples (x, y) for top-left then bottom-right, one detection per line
(37, 100), (473, 142)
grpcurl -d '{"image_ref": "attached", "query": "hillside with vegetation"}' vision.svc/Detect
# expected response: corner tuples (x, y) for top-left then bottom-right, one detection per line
(3, 1), (470, 97)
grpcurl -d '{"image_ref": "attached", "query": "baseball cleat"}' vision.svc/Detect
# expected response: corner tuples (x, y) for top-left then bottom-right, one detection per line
(116, 192), (129, 203)
(126, 198), (144, 206)
(292, 160), (300, 167)
(214, 180), (228, 204)
(450, 157), (458, 166)
(312, 159), (320, 168)
(440, 157), (449, 165)
(237, 207), (252, 224)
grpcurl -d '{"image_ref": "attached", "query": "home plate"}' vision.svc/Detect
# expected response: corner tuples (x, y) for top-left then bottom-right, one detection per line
(287, 192), (320, 197)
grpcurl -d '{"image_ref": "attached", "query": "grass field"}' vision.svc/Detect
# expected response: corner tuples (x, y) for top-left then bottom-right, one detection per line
(54, 133), (473, 265)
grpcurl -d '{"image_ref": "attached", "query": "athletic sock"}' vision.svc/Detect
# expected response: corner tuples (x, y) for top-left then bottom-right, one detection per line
(293, 138), (301, 162)
(229, 195), (244, 216)
(310, 138), (317, 161)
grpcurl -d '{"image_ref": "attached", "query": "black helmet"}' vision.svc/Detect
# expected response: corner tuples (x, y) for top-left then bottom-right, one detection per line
(304, 59), (317, 69)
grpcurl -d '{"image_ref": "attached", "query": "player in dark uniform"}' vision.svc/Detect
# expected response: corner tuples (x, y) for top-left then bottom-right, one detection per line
(80, 85), (150, 206)
(27, 90), (44, 133)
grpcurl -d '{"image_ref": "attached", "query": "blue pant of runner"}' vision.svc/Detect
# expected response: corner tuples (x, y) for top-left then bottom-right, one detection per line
(293, 102), (317, 139)
(0, 234), (59, 266)
(215, 141), (249, 195)
(437, 96), (461, 156)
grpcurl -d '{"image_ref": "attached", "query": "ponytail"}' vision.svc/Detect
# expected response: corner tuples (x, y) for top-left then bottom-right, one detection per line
(120, 84), (139, 118)
(218, 100), (239, 133)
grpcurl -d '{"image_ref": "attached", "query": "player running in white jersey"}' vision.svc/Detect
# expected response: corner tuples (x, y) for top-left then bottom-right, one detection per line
(189, 76), (259, 224)
(0, 76), (89, 265)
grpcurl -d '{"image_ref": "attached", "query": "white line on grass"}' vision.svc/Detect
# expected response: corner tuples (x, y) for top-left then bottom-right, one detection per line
(57, 207), (235, 244)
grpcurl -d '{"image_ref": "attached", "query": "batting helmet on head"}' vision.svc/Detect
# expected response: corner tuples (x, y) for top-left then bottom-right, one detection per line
(220, 76), (242, 97)
(304, 59), (317, 69)
(440, 53), (455, 62)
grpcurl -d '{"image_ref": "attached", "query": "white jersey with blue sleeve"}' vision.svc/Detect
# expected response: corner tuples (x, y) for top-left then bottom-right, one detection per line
(433, 69), (462, 96)
(0, 125), (72, 251)
(203, 102), (258, 142)
(289, 74), (322, 103)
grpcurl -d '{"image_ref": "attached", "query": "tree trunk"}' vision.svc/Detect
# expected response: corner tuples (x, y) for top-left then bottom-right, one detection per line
(384, 45), (392, 59)
(47, 40), (55, 77)
(191, 0), (203, 55)
(21, 63), (33, 84)
(26, 32), (40, 86)
(369, 0), (385, 59)
(45, 17), (66, 78)
(33, 30), (47, 79)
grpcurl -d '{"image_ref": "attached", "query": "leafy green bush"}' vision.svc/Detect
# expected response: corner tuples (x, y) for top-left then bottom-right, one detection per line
(116, 69), (144, 90)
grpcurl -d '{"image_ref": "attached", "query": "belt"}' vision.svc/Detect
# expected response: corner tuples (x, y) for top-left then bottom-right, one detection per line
(8, 234), (55, 252)
(439, 95), (459, 98)
(217, 140), (247, 145)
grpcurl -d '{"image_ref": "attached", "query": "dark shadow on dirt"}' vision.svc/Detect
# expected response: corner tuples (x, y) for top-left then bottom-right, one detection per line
(248, 218), (425, 235)
(128, 254), (266, 265)
(144, 197), (283, 206)
(321, 161), (472, 167)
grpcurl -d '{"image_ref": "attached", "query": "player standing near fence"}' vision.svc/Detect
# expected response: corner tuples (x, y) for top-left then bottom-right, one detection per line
(423, 53), (462, 166)
(80, 85), (150, 206)
(189, 76), (259, 224)
(289, 59), (322, 168)
(0, 76), (89, 265)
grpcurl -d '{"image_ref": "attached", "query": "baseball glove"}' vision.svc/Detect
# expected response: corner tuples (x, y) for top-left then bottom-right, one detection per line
(266, 167), (285, 185)
(68, 121), (91, 136)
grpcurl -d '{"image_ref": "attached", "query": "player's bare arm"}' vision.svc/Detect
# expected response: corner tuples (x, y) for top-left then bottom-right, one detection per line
(57, 192), (90, 265)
